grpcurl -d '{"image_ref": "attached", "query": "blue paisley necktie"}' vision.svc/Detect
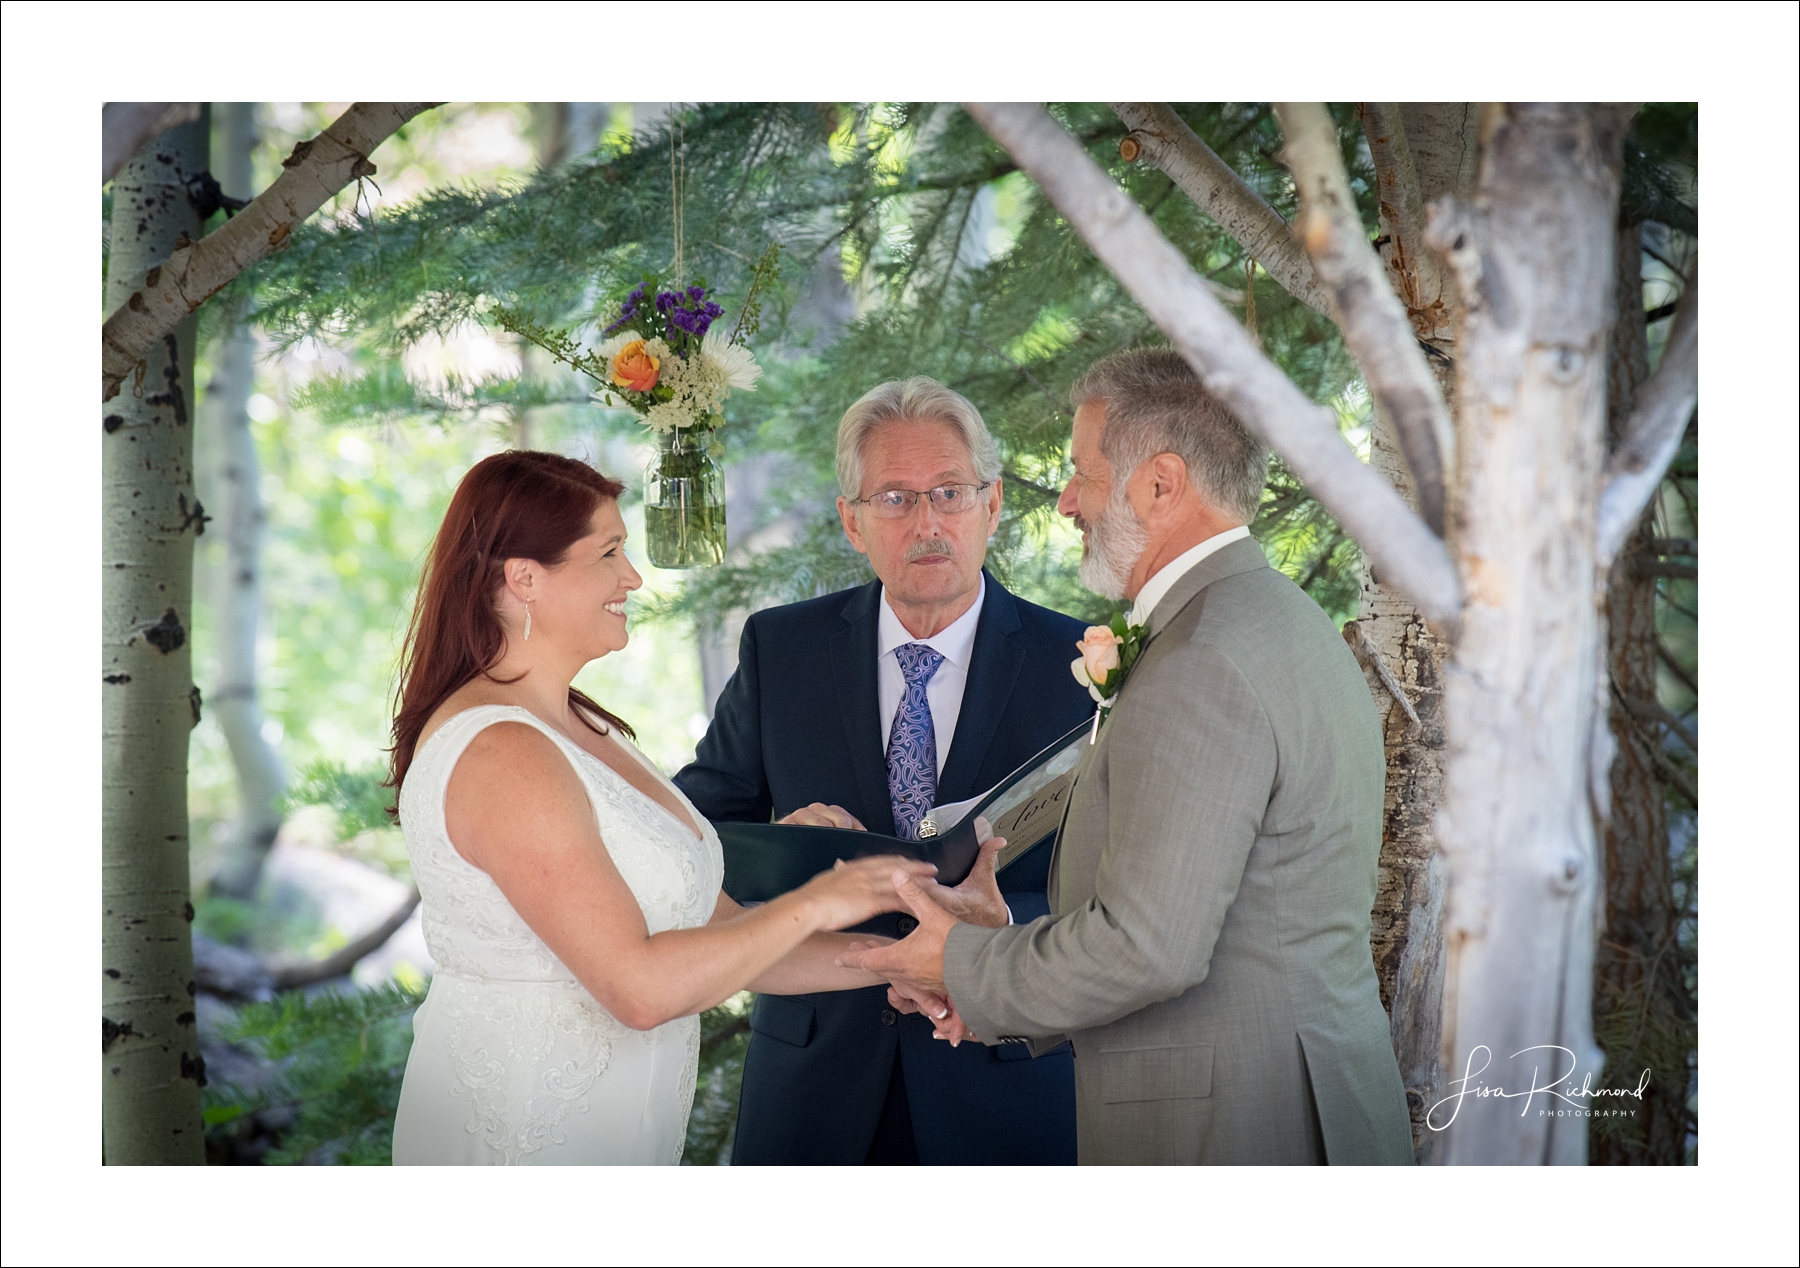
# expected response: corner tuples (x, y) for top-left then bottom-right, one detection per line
(886, 644), (945, 840)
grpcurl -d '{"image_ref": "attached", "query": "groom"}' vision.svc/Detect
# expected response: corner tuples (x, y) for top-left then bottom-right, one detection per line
(675, 377), (1091, 1164)
(846, 349), (1416, 1164)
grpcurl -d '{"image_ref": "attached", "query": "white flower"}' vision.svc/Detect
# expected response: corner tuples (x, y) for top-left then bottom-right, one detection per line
(1070, 657), (1108, 706)
(594, 331), (638, 363)
(701, 327), (762, 391)
(643, 398), (702, 433)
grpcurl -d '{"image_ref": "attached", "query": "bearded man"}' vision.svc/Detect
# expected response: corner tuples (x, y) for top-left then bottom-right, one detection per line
(844, 348), (1415, 1165)
(675, 377), (1090, 1165)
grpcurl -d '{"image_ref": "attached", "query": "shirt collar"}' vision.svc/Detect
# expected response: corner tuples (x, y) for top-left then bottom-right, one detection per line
(1127, 525), (1252, 628)
(878, 571), (987, 668)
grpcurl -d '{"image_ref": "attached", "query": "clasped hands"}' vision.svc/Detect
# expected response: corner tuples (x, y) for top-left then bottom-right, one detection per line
(839, 819), (1011, 1047)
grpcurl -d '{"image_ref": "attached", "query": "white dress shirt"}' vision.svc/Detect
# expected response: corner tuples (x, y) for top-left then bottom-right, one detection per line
(1127, 525), (1253, 628)
(877, 572), (985, 776)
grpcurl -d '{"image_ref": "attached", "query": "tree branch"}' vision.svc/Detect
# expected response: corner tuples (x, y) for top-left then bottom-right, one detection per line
(1110, 102), (1330, 317)
(268, 887), (421, 991)
(1597, 264), (1698, 564)
(1343, 619), (1422, 732)
(1275, 102), (1454, 537)
(967, 103), (1461, 627)
(101, 102), (441, 402)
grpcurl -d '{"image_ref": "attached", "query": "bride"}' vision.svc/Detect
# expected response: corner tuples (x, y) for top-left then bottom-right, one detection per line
(389, 451), (939, 1165)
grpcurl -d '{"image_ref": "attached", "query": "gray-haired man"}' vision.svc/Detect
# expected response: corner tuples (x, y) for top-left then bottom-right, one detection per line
(676, 377), (1093, 1164)
(844, 349), (1416, 1164)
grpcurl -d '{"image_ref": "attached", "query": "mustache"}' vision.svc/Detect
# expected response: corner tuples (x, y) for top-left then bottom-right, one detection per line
(905, 539), (955, 562)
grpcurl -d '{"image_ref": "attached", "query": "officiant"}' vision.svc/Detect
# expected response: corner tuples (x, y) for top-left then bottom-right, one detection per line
(674, 378), (1091, 1165)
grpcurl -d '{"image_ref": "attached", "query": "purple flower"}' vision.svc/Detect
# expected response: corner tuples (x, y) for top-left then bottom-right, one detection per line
(688, 285), (706, 300)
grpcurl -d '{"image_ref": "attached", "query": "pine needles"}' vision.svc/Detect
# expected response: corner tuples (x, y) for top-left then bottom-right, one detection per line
(204, 983), (424, 1165)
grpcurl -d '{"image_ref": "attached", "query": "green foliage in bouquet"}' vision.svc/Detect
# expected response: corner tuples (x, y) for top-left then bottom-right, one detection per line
(204, 983), (425, 1165)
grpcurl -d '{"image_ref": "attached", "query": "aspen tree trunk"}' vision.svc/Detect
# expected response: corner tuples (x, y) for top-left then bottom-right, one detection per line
(202, 102), (287, 901)
(1358, 102), (1475, 1161)
(102, 108), (210, 1163)
(1593, 221), (1692, 1165)
(1431, 103), (1632, 1164)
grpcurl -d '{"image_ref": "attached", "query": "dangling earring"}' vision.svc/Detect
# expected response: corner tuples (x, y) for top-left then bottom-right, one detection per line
(523, 601), (533, 642)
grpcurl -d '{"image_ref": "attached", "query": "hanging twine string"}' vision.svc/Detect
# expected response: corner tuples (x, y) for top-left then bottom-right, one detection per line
(670, 121), (686, 287)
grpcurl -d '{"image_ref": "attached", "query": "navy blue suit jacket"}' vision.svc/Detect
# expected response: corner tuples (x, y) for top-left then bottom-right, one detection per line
(674, 571), (1093, 1164)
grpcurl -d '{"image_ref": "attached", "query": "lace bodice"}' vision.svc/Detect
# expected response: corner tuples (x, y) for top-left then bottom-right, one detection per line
(393, 705), (723, 1164)
(400, 704), (723, 984)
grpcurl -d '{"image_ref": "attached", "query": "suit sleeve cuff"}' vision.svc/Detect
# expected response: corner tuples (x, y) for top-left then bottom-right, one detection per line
(943, 920), (1014, 1047)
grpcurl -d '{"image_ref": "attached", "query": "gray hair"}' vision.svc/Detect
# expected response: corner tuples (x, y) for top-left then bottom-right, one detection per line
(835, 376), (1003, 499)
(1068, 348), (1269, 522)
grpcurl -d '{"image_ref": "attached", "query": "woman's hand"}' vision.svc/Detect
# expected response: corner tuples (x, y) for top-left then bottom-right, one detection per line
(779, 803), (865, 830)
(799, 855), (938, 930)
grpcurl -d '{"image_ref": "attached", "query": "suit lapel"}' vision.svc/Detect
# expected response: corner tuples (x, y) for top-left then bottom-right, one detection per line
(828, 580), (896, 836)
(937, 572), (1024, 803)
(1048, 537), (1269, 908)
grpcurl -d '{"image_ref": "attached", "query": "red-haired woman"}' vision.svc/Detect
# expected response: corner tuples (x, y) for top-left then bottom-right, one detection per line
(389, 452), (935, 1165)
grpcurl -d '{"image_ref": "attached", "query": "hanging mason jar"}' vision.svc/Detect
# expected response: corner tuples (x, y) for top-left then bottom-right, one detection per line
(643, 423), (726, 569)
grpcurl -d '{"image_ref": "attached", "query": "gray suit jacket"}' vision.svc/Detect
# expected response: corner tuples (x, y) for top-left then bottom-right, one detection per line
(943, 537), (1413, 1164)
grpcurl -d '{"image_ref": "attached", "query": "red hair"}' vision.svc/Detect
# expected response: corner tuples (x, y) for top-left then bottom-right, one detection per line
(388, 451), (633, 802)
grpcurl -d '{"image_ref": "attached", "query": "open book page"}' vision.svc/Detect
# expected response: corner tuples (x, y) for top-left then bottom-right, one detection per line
(921, 720), (1088, 866)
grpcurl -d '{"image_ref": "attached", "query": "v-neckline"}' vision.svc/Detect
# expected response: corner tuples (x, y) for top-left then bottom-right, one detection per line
(571, 731), (705, 844)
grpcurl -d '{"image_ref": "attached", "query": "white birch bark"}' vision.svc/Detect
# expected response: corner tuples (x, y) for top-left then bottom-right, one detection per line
(200, 102), (287, 901)
(1110, 102), (1330, 318)
(102, 109), (210, 1165)
(101, 102), (439, 402)
(965, 101), (1461, 626)
(1275, 102), (1454, 535)
(1361, 104), (1456, 345)
(1427, 103), (1634, 1165)
(1354, 102), (1479, 1159)
(103, 102), (200, 184)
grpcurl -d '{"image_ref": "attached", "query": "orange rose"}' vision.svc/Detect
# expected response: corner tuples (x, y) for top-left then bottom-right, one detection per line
(1076, 625), (1123, 689)
(610, 340), (660, 392)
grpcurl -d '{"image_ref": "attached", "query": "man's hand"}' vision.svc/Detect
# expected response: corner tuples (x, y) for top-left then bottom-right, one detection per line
(888, 983), (979, 1046)
(836, 867), (959, 996)
(918, 818), (1010, 929)
(779, 803), (866, 830)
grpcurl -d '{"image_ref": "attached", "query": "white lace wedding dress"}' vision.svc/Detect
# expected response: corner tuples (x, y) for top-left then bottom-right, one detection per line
(391, 705), (723, 1165)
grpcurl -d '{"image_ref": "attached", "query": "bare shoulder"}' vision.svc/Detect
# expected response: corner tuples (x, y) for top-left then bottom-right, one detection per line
(453, 718), (578, 790)
(417, 681), (523, 751)
(444, 718), (593, 870)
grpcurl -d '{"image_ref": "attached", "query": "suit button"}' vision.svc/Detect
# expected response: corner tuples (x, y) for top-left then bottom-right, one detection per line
(897, 917), (918, 935)
(880, 1009), (897, 1026)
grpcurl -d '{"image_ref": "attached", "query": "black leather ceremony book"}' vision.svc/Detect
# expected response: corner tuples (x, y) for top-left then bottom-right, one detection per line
(715, 717), (1091, 903)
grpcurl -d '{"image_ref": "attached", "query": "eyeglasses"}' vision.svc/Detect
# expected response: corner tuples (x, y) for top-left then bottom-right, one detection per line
(849, 482), (993, 519)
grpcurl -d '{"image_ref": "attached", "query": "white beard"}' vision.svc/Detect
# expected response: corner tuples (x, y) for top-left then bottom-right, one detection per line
(1077, 487), (1149, 601)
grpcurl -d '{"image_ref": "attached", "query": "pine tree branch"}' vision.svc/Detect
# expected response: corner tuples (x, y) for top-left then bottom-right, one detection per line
(969, 102), (1461, 627)
(101, 103), (441, 402)
(1276, 103), (1454, 537)
(1597, 264), (1698, 564)
(1110, 102), (1330, 318)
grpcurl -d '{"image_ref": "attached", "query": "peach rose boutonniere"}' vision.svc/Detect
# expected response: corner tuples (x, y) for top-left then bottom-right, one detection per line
(1070, 613), (1149, 742)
